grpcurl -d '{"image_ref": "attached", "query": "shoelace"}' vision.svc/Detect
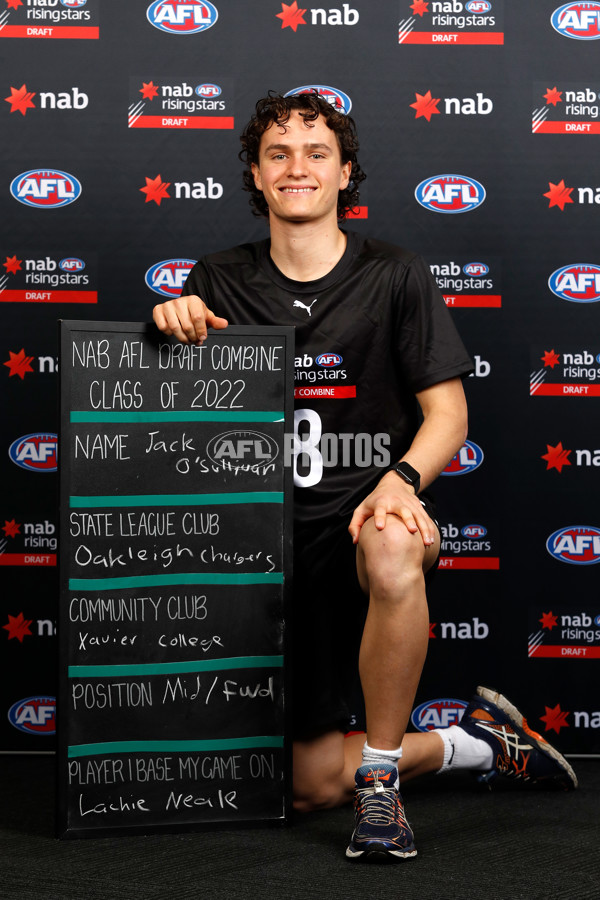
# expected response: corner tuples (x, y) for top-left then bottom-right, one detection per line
(356, 786), (400, 826)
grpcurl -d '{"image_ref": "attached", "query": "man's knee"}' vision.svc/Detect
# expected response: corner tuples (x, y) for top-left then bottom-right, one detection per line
(293, 733), (350, 812)
(357, 515), (426, 594)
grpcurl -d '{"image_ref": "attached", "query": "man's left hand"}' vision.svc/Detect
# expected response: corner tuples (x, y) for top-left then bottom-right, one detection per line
(348, 470), (435, 547)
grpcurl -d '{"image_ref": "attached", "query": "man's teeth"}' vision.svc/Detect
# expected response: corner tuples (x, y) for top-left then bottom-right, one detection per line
(283, 188), (315, 192)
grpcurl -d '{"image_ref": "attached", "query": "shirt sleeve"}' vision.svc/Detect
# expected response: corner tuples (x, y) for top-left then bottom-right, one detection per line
(392, 254), (474, 392)
(180, 259), (214, 305)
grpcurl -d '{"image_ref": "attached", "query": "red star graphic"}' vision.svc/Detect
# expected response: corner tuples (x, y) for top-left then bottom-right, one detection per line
(3, 612), (33, 643)
(428, 622), (437, 638)
(539, 610), (558, 631)
(410, 0), (429, 16)
(140, 174), (171, 206)
(3, 255), (23, 275)
(140, 81), (160, 101)
(544, 86), (563, 107)
(541, 349), (560, 369)
(410, 90), (440, 121)
(541, 442), (571, 473)
(276, 1), (307, 30)
(4, 84), (36, 116)
(6, 0), (24, 10)
(4, 348), (35, 379)
(544, 179), (574, 210)
(540, 704), (569, 735)
(3, 519), (21, 539)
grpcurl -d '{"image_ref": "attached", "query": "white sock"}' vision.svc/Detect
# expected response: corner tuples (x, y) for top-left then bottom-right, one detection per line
(434, 725), (494, 773)
(361, 741), (402, 788)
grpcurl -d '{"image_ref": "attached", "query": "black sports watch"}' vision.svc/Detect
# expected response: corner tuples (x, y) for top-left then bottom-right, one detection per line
(388, 461), (421, 494)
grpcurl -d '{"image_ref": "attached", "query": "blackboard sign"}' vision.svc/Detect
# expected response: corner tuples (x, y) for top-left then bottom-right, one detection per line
(58, 321), (294, 839)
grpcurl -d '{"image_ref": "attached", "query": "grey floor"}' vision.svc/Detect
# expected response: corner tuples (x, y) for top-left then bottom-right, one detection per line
(2, 756), (598, 900)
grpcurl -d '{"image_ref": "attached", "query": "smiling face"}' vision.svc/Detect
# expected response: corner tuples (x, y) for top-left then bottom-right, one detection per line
(251, 110), (352, 227)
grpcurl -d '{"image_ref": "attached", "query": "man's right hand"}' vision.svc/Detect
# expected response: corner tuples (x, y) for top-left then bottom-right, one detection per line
(152, 295), (229, 345)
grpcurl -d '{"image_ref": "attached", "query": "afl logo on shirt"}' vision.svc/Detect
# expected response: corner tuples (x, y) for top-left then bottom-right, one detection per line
(316, 353), (343, 367)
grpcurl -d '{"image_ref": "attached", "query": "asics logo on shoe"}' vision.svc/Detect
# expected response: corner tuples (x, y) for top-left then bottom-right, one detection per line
(363, 768), (394, 784)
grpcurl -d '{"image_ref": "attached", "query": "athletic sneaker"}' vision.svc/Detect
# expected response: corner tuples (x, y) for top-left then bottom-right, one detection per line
(458, 686), (578, 789)
(346, 764), (417, 862)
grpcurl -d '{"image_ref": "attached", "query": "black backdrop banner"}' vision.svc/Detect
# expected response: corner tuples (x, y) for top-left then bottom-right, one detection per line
(2, 0), (599, 756)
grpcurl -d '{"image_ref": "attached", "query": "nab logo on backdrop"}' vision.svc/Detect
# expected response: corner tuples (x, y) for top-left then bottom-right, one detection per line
(4, 84), (89, 116)
(415, 175), (485, 213)
(411, 698), (468, 732)
(0, 251), (97, 304)
(10, 170), (81, 209)
(529, 608), (600, 659)
(546, 526), (600, 565)
(429, 255), (501, 307)
(140, 173), (223, 205)
(276, 3), (359, 30)
(548, 264), (600, 302)
(551, 3), (600, 39)
(147, 0), (218, 34)
(410, 88), (493, 120)
(398, 0), (504, 45)
(145, 259), (196, 297)
(129, 77), (233, 130)
(530, 346), (600, 396)
(9, 434), (58, 473)
(0, 0), (99, 39)
(8, 697), (56, 736)
(285, 85), (352, 114)
(441, 440), (484, 475)
(532, 83), (600, 134)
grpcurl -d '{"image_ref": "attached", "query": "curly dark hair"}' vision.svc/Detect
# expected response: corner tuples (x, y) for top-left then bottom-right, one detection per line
(239, 91), (366, 219)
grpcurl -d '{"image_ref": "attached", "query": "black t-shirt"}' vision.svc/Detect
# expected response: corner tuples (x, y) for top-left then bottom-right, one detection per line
(182, 230), (473, 532)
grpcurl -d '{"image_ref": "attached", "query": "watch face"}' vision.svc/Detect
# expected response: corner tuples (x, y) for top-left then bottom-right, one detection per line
(394, 463), (420, 490)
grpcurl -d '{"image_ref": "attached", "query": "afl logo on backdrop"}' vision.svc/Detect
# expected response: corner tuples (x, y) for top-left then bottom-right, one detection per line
(547, 526), (600, 565)
(60, 257), (85, 272)
(463, 262), (489, 276)
(548, 264), (600, 302)
(462, 524), (487, 538)
(195, 83), (222, 97)
(9, 434), (58, 473)
(465, 1), (492, 10)
(145, 259), (196, 297)
(285, 85), (352, 114)
(61, 0), (88, 7)
(415, 175), (486, 214)
(551, 3), (600, 39)
(10, 170), (81, 209)
(441, 440), (484, 476)
(411, 699), (468, 732)
(147, 0), (219, 34)
(8, 697), (56, 736)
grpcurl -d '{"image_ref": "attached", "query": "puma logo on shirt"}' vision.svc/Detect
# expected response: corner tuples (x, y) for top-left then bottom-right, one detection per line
(293, 299), (319, 316)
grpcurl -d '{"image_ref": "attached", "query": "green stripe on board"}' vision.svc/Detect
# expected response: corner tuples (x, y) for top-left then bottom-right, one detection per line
(71, 411), (284, 423)
(68, 572), (283, 590)
(70, 492), (283, 507)
(68, 736), (284, 758)
(68, 655), (283, 678)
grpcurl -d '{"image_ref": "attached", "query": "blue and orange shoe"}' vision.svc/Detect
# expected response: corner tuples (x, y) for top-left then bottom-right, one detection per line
(345, 764), (417, 862)
(459, 686), (578, 790)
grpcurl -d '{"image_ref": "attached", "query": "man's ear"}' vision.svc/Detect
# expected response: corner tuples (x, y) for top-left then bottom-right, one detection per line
(340, 160), (352, 191)
(251, 162), (262, 191)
